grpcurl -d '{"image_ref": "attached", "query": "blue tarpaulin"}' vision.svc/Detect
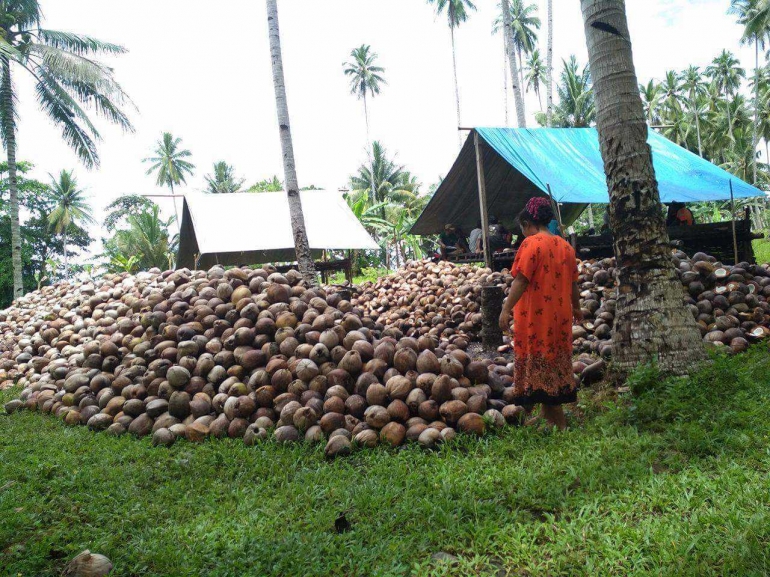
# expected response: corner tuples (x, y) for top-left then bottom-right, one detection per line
(477, 127), (763, 203)
(410, 127), (766, 235)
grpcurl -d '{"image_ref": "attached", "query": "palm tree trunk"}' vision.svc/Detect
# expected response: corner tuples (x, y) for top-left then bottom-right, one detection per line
(266, 0), (317, 284)
(546, 0), (554, 127)
(450, 25), (462, 147)
(502, 36), (509, 126)
(170, 180), (181, 234)
(502, 0), (526, 128)
(62, 229), (68, 279)
(693, 98), (703, 157)
(753, 39), (759, 185)
(517, 47), (525, 96)
(1, 58), (22, 300)
(725, 88), (734, 142)
(587, 204), (595, 229)
(581, 0), (707, 375)
(363, 94), (377, 207)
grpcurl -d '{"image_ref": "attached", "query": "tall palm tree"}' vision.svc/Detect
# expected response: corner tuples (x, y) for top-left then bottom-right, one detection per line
(581, 0), (707, 374)
(0, 1), (132, 299)
(343, 44), (386, 208)
(680, 66), (708, 156)
(546, 0), (553, 126)
(706, 50), (746, 142)
(266, 0), (316, 283)
(143, 132), (194, 232)
(639, 80), (661, 126)
(47, 170), (94, 278)
(494, 0), (540, 94)
(730, 0), (770, 184)
(501, 0), (526, 127)
(428, 0), (477, 144)
(551, 56), (595, 128)
(525, 49), (547, 109)
(350, 141), (418, 209)
(659, 70), (683, 115)
(204, 161), (245, 194)
(343, 45), (386, 152)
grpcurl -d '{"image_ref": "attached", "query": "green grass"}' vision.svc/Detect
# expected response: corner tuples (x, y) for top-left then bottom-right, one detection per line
(328, 266), (390, 286)
(2, 348), (770, 576)
(754, 238), (770, 265)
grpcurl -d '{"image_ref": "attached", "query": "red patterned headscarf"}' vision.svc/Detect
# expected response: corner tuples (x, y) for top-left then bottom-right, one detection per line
(524, 197), (553, 223)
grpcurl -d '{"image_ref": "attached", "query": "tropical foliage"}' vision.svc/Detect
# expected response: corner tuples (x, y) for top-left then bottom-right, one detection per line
(102, 204), (177, 273)
(47, 170), (94, 278)
(0, 0), (132, 299)
(0, 162), (91, 307)
(347, 141), (433, 269)
(204, 161), (245, 194)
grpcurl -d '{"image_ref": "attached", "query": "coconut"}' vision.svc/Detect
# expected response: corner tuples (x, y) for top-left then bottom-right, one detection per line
(354, 428), (379, 448)
(63, 550), (113, 577)
(380, 422), (406, 447)
(364, 405), (390, 429)
(152, 427), (176, 447)
(417, 427), (442, 449)
(457, 413), (486, 435)
(324, 434), (352, 458)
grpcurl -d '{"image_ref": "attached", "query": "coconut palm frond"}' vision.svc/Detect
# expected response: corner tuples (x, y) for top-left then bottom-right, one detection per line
(38, 29), (127, 55)
(34, 70), (100, 168)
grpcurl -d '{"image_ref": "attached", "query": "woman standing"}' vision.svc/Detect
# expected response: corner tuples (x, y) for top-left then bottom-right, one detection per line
(499, 198), (582, 429)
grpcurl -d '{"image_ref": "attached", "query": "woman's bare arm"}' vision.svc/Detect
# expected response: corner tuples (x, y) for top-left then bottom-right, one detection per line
(572, 282), (583, 322)
(499, 273), (529, 331)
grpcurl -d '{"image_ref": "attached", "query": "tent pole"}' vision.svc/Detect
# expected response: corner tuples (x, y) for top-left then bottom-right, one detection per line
(474, 131), (493, 269)
(730, 180), (739, 264)
(546, 183), (564, 235)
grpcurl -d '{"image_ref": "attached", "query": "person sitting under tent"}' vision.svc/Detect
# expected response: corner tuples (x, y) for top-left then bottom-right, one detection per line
(469, 221), (483, 253)
(666, 201), (695, 227)
(438, 224), (468, 259)
(486, 216), (511, 253)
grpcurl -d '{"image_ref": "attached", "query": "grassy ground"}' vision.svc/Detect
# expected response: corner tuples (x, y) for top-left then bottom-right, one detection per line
(754, 238), (770, 264)
(2, 348), (770, 576)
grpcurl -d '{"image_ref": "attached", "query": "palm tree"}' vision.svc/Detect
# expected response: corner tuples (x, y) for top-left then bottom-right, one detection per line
(266, 0), (316, 283)
(551, 56), (595, 128)
(730, 0), (770, 184)
(581, 0), (707, 374)
(47, 170), (94, 278)
(350, 141), (418, 209)
(0, 2), (132, 299)
(639, 80), (661, 126)
(546, 0), (553, 126)
(143, 132), (194, 231)
(111, 205), (176, 271)
(494, 0), (540, 94)
(501, 0), (526, 127)
(706, 50), (746, 142)
(428, 0), (477, 144)
(343, 44), (386, 209)
(343, 45), (386, 152)
(204, 161), (245, 194)
(659, 70), (683, 115)
(525, 49), (547, 109)
(680, 66), (708, 156)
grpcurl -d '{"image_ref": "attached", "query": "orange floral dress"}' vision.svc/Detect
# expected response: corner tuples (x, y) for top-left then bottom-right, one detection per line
(510, 232), (578, 405)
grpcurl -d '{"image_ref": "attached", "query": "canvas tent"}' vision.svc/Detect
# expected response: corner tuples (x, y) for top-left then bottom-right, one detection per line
(411, 127), (766, 240)
(177, 190), (378, 269)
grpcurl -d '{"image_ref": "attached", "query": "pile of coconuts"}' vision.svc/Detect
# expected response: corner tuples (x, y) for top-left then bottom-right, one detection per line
(571, 250), (770, 356)
(352, 261), (504, 348)
(355, 251), (770, 358)
(1, 265), (528, 457)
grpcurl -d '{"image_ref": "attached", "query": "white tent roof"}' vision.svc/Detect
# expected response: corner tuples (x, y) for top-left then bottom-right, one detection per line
(177, 190), (378, 268)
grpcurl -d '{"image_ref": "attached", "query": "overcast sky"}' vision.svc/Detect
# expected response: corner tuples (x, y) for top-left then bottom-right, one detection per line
(12, 0), (754, 252)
